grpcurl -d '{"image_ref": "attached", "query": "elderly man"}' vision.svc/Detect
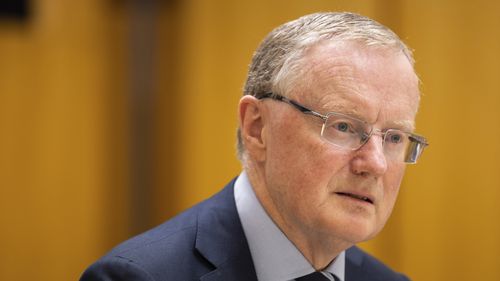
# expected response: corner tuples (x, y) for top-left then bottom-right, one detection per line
(81, 12), (428, 281)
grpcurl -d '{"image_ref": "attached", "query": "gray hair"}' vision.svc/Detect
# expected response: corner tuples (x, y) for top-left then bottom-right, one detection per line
(237, 12), (414, 160)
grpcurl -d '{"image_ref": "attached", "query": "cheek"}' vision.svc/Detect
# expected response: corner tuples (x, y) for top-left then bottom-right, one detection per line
(264, 122), (322, 201)
(267, 121), (348, 190)
(378, 165), (406, 222)
(266, 127), (351, 213)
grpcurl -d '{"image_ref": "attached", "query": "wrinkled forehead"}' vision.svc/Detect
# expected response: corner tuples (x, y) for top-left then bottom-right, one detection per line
(294, 40), (419, 96)
(290, 40), (420, 130)
(300, 40), (417, 82)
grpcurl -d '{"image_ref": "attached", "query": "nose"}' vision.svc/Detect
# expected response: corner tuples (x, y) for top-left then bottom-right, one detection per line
(350, 134), (388, 177)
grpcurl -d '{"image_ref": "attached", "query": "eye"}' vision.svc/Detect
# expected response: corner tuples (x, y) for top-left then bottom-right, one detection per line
(335, 122), (350, 132)
(331, 120), (357, 134)
(387, 131), (404, 144)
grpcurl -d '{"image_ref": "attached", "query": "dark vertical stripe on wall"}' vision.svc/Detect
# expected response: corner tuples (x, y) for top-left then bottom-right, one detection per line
(128, 0), (157, 234)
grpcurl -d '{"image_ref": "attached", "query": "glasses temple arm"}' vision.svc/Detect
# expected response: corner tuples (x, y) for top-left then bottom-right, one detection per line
(259, 93), (327, 120)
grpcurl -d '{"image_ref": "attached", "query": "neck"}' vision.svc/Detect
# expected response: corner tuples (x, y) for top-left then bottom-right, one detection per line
(243, 159), (351, 270)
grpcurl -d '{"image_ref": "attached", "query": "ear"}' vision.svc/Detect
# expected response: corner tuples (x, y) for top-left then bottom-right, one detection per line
(239, 95), (267, 162)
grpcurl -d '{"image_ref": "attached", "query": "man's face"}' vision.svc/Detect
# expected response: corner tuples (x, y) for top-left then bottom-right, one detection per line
(261, 41), (420, 245)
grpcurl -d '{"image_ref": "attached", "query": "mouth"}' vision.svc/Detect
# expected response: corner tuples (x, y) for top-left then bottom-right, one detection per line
(335, 192), (374, 204)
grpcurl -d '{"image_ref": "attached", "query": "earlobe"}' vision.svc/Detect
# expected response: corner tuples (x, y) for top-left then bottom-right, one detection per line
(239, 96), (267, 162)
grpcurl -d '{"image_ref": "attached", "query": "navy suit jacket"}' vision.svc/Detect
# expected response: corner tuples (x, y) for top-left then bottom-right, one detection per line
(81, 179), (410, 281)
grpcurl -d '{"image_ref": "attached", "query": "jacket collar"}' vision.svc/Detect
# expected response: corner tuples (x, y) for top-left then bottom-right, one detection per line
(346, 246), (393, 281)
(194, 178), (258, 281)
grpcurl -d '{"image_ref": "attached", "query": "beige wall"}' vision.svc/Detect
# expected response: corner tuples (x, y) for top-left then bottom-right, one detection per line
(1, 0), (500, 280)
(0, 1), (131, 280)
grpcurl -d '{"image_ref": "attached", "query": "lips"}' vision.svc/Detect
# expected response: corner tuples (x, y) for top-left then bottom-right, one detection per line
(335, 192), (374, 204)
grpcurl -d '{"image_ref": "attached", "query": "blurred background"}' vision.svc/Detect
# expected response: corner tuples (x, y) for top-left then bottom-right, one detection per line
(1, 0), (500, 280)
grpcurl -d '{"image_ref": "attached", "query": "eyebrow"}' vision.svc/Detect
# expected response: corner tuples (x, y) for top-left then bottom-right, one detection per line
(387, 120), (415, 132)
(319, 103), (364, 120)
(322, 105), (415, 132)
(270, 93), (416, 132)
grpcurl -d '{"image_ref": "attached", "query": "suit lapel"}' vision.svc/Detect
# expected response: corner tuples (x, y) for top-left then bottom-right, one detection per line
(345, 246), (390, 281)
(195, 179), (258, 281)
(345, 246), (366, 280)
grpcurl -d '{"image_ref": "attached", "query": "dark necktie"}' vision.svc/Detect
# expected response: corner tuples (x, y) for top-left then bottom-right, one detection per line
(296, 271), (340, 281)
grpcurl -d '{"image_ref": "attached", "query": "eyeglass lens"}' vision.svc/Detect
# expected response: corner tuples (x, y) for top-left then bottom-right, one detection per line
(321, 113), (426, 164)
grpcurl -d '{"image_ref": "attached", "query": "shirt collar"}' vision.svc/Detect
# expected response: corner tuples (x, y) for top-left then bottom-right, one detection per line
(234, 171), (345, 281)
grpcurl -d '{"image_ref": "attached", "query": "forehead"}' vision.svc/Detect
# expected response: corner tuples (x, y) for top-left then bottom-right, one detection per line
(292, 40), (420, 131)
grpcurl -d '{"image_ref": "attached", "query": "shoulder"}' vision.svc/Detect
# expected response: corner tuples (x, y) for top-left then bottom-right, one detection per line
(345, 246), (411, 281)
(80, 181), (237, 281)
(80, 207), (210, 281)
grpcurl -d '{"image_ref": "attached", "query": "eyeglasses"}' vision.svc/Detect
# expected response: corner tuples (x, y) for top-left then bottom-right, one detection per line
(258, 93), (428, 164)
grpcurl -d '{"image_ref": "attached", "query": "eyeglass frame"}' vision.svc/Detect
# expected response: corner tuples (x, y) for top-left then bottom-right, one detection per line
(257, 93), (429, 164)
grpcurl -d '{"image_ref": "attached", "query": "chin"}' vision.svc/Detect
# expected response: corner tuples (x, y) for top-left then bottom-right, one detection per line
(324, 218), (380, 244)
